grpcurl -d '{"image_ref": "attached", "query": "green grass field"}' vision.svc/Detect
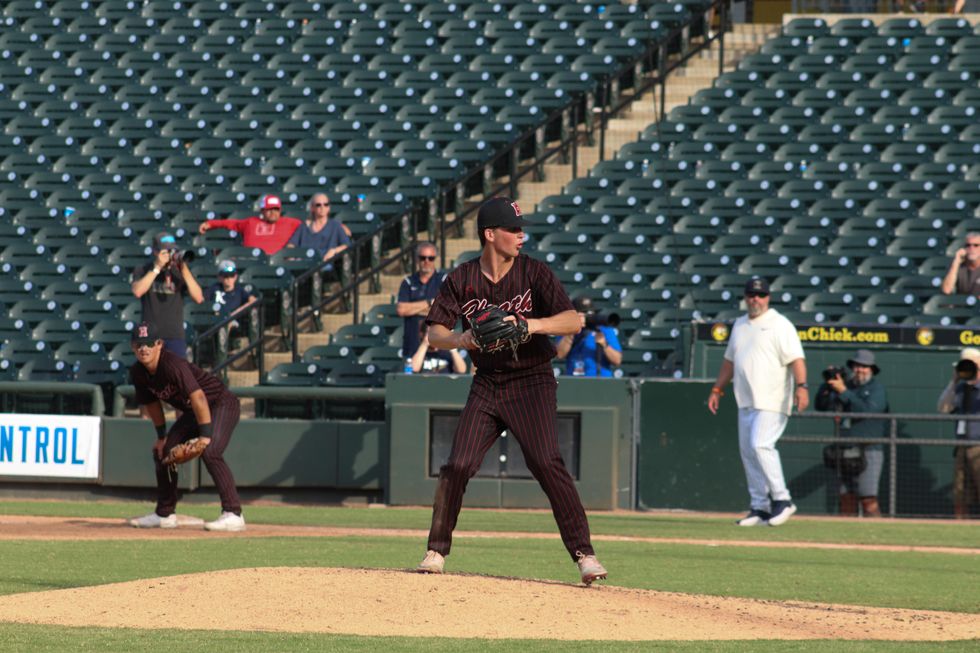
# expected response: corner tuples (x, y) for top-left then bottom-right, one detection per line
(0, 499), (977, 652)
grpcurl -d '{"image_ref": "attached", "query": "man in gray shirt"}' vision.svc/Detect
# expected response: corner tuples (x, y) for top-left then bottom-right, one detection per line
(941, 233), (980, 297)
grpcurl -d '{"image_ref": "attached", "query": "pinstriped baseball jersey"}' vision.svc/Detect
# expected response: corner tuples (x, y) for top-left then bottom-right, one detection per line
(425, 253), (575, 372)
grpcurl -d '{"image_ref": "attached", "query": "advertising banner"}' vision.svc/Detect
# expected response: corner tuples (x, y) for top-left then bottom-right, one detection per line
(0, 414), (101, 480)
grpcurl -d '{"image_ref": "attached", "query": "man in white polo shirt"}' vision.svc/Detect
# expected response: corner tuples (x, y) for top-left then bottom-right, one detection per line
(707, 277), (809, 527)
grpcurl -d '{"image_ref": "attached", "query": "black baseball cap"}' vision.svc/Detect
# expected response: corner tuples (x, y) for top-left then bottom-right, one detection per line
(744, 277), (770, 295)
(152, 232), (177, 252)
(131, 321), (160, 346)
(477, 197), (530, 232)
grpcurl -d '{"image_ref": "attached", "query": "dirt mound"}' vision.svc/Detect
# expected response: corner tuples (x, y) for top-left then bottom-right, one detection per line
(0, 567), (976, 641)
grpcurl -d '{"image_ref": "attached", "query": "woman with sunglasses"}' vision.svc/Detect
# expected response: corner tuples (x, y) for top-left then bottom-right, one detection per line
(285, 193), (352, 265)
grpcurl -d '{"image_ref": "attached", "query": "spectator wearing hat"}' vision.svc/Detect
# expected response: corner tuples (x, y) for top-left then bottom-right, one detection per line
(205, 260), (259, 343)
(707, 276), (808, 527)
(555, 296), (622, 377)
(127, 321), (246, 532)
(815, 349), (889, 518)
(131, 232), (204, 359)
(197, 195), (301, 255)
(286, 193), (352, 265)
(937, 347), (980, 519)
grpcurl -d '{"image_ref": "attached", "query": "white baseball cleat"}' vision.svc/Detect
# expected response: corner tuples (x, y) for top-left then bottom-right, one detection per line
(204, 511), (246, 532)
(576, 552), (608, 586)
(416, 550), (445, 574)
(768, 501), (797, 526)
(736, 509), (772, 526)
(128, 512), (178, 529)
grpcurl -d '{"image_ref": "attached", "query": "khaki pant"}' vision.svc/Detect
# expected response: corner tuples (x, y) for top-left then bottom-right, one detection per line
(953, 445), (980, 509)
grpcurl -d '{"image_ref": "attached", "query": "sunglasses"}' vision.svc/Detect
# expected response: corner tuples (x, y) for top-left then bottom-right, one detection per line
(313, 202), (330, 207)
(134, 340), (161, 349)
(418, 255), (436, 261)
(745, 292), (769, 299)
(967, 243), (980, 247)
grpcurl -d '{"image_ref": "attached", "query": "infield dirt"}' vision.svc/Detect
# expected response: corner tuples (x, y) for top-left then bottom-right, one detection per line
(0, 515), (977, 641)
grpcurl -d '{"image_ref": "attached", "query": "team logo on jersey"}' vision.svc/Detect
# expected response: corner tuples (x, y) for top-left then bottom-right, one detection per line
(915, 328), (934, 346)
(461, 289), (533, 322)
(710, 323), (729, 342)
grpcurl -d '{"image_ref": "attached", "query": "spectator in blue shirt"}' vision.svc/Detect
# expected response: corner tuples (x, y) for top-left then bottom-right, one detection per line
(205, 260), (258, 343)
(286, 193), (352, 265)
(396, 241), (447, 358)
(555, 296), (622, 377)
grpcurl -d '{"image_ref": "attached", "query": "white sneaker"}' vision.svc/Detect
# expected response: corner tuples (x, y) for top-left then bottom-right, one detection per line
(128, 512), (178, 529)
(204, 511), (246, 532)
(416, 550), (445, 574)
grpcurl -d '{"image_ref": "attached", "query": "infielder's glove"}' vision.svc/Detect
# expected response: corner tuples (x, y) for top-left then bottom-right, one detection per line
(161, 437), (209, 466)
(470, 305), (531, 360)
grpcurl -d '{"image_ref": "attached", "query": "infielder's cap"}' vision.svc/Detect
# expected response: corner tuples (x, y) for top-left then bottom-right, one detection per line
(131, 321), (160, 346)
(217, 259), (237, 275)
(744, 276), (770, 295)
(152, 232), (177, 252)
(477, 196), (530, 231)
(956, 347), (980, 365)
(260, 194), (282, 210)
(847, 349), (880, 375)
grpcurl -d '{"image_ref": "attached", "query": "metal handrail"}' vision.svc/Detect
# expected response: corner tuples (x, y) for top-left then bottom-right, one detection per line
(190, 298), (265, 380)
(282, 2), (730, 360)
(788, 410), (980, 517)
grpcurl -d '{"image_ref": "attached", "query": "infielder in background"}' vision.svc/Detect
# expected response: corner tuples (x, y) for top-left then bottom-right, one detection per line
(707, 277), (808, 527)
(127, 322), (246, 532)
(416, 197), (608, 584)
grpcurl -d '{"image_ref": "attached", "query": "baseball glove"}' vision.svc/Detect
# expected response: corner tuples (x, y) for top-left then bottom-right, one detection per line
(470, 305), (531, 360)
(161, 437), (208, 466)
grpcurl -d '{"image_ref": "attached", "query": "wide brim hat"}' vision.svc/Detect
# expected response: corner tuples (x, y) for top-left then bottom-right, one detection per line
(846, 348), (880, 375)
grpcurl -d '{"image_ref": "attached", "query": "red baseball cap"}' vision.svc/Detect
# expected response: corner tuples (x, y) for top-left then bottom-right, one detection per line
(261, 195), (282, 210)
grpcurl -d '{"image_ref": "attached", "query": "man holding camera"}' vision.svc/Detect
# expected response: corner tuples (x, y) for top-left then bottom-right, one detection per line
(815, 350), (888, 518)
(131, 232), (204, 359)
(937, 347), (980, 519)
(555, 296), (622, 377)
(707, 277), (808, 527)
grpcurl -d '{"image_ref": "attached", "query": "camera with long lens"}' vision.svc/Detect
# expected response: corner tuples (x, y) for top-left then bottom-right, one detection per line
(167, 248), (196, 268)
(956, 358), (978, 381)
(585, 310), (620, 330)
(822, 365), (847, 382)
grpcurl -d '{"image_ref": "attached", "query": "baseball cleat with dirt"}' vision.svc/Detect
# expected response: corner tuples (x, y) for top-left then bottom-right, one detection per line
(128, 512), (178, 529)
(416, 550), (445, 574)
(576, 553), (608, 586)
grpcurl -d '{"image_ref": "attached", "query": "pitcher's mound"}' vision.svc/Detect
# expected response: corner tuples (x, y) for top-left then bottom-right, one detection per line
(0, 567), (975, 641)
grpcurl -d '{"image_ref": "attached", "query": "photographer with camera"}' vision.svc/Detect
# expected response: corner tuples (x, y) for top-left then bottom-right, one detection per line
(815, 350), (888, 518)
(555, 296), (622, 377)
(937, 347), (980, 519)
(131, 232), (204, 359)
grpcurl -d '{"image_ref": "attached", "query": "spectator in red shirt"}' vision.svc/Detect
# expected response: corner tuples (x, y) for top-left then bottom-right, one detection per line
(197, 195), (301, 255)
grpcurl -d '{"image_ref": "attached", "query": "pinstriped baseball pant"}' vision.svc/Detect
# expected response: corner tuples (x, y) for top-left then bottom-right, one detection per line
(154, 398), (242, 517)
(426, 370), (595, 562)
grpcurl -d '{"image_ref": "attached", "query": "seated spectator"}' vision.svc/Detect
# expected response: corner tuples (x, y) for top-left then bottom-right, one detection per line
(396, 242), (447, 360)
(198, 195), (301, 255)
(205, 260), (259, 353)
(411, 323), (466, 374)
(941, 233), (980, 296)
(286, 193), (352, 266)
(555, 296), (622, 377)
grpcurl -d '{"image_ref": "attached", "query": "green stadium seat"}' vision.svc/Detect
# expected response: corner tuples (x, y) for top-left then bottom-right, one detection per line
(922, 294), (977, 324)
